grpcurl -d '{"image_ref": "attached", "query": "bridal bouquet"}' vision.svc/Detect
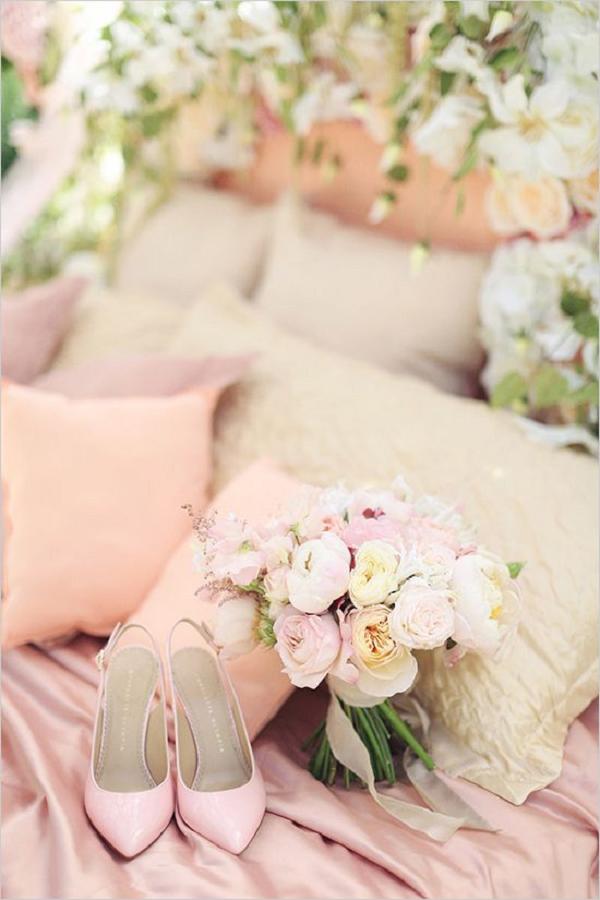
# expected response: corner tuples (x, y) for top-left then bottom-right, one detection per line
(194, 476), (522, 804)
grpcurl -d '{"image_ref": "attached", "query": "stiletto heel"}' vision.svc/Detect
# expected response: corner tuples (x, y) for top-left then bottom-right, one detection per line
(85, 623), (174, 857)
(168, 617), (266, 854)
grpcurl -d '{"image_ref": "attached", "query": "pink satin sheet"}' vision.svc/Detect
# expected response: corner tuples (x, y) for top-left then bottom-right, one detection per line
(2, 636), (598, 899)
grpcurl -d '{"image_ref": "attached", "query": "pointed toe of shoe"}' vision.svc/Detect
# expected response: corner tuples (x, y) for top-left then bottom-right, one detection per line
(85, 774), (174, 857)
(178, 768), (266, 854)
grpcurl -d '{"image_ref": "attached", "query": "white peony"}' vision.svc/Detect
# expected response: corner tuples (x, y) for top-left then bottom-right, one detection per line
(451, 552), (520, 658)
(349, 540), (400, 607)
(287, 532), (351, 614)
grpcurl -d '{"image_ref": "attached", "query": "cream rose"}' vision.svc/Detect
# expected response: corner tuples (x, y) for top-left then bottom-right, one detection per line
(389, 580), (455, 650)
(349, 540), (399, 607)
(287, 532), (350, 614)
(451, 552), (520, 658)
(487, 175), (571, 239)
(350, 605), (418, 698)
(213, 596), (259, 659)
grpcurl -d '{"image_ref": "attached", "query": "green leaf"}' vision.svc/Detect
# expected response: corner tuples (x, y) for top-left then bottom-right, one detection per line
(439, 70), (456, 96)
(489, 46), (520, 71)
(574, 312), (599, 339)
(561, 290), (590, 317)
(507, 561), (525, 579)
(429, 22), (453, 51)
(567, 381), (599, 406)
(257, 613), (276, 648)
(387, 164), (409, 182)
(455, 185), (466, 217)
(459, 15), (488, 40)
(533, 365), (570, 408)
(491, 371), (528, 408)
(312, 137), (325, 165)
(453, 143), (478, 180)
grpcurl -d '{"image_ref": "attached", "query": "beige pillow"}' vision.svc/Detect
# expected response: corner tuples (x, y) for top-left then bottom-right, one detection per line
(169, 281), (598, 804)
(254, 192), (489, 396)
(117, 185), (272, 304)
(50, 285), (186, 370)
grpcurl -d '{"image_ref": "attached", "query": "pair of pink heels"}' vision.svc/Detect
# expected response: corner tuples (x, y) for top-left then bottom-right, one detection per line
(85, 618), (265, 858)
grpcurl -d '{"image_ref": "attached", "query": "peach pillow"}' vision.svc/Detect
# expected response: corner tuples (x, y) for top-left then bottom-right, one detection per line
(128, 458), (300, 739)
(2, 383), (219, 649)
(2, 277), (87, 383)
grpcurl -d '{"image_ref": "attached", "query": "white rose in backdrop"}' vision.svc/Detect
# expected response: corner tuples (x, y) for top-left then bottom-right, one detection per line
(413, 95), (483, 171)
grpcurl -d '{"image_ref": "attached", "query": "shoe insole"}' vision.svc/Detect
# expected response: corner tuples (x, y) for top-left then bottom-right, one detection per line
(95, 647), (159, 793)
(171, 646), (251, 792)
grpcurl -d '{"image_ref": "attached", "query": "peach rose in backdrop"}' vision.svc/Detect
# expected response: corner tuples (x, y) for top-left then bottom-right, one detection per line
(287, 532), (350, 614)
(487, 174), (572, 239)
(350, 604), (418, 698)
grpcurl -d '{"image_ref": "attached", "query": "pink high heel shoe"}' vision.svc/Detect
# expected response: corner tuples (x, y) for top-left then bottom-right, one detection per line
(168, 618), (266, 854)
(85, 623), (174, 857)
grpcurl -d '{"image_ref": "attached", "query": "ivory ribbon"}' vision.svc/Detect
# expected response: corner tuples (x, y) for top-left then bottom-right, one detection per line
(325, 694), (497, 842)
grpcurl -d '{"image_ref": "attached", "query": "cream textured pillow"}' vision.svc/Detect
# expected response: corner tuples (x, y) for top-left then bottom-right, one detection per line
(168, 281), (598, 804)
(117, 185), (272, 304)
(50, 285), (186, 370)
(254, 192), (488, 396)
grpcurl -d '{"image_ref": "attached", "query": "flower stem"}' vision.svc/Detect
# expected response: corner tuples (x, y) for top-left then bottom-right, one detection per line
(378, 701), (435, 771)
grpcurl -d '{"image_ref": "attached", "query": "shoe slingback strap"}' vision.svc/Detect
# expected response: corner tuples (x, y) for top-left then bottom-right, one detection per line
(95, 621), (168, 707)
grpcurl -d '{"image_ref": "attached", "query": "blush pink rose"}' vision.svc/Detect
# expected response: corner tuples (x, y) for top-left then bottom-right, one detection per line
(274, 608), (343, 689)
(390, 579), (455, 649)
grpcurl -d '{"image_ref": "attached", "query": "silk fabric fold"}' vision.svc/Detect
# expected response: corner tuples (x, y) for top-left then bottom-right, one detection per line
(2, 638), (598, 899)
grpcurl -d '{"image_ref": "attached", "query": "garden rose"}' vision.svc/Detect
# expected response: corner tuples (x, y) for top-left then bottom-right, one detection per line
(390, 580), (455, 650)
(350, 604), (418, 698)
(214, 596), (259, 659)
(287, 532), (350, 613)
(451, 552), (520, 657)
(349, 540), (399, 607)
(274, 608), (342, 688)
(487, 174), (571, 239)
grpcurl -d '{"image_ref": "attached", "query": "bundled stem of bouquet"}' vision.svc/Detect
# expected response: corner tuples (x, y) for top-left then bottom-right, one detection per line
(303, 699), (434, 788)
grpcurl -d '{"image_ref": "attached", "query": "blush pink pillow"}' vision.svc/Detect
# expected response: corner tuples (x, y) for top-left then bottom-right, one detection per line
(2, 277), (87, 383)
(128, 458), (301, 739)
(34, 353), (255, 397)
(2, 382), (220, 649)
